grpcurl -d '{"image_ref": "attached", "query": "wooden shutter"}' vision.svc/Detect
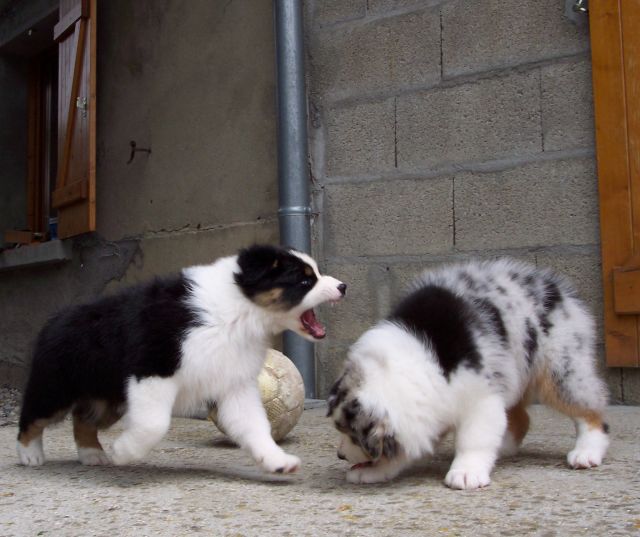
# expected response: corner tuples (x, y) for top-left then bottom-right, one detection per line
(590, 0), (640, 367)
(51, 0), (96, 239)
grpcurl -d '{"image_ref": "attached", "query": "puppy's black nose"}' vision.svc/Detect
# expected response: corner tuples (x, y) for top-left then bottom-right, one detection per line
(337, 451), (346, 460)
(337, 283), (347, 296)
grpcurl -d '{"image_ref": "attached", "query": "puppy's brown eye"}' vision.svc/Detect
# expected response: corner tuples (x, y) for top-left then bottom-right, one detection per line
(301, 279), (313, 287)
(335, 421), (349, 434)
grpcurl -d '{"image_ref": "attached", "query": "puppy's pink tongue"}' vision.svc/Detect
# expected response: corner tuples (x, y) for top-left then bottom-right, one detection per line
(301, 309), (326, 339)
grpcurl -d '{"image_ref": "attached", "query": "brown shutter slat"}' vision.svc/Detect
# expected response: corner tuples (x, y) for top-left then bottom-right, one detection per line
(52, 0), (96, 239)
(51, 179), (88, 209)
(53, 0), (88, 42)
(56, 16), (86, 191)
(614, 271), (640, 315)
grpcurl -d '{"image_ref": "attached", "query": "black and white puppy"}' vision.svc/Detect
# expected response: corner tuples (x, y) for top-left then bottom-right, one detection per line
(328, 259), (609, 489)
(18, 245), (346, 474)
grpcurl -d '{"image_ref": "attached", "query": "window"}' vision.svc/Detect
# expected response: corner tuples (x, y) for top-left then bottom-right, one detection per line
(1, 0), (96, 250)
(26, 46), (59, 240)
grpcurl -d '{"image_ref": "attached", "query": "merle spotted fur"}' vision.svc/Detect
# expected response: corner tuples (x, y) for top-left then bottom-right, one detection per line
(328, 258), (610, 488)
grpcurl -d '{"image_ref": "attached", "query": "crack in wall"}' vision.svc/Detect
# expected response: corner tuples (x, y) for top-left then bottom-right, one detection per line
(539, 67), (545, 152)
(125, 217), (278, 241)
(439, 6), (444, 81)
(393, 96), (398, 168)
(452, 177), (456, 248)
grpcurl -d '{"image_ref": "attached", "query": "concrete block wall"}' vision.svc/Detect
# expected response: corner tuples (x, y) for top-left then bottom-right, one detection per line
(306, 0), (640, 402)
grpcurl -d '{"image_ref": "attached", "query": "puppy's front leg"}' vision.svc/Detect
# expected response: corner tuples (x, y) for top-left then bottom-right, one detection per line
(217, 383), (300, 473)
(112, 377), (178, 465)
(445, 394), (506, 490)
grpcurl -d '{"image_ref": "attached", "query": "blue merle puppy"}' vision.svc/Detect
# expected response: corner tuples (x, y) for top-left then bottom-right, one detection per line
(328, 258), (609, 489)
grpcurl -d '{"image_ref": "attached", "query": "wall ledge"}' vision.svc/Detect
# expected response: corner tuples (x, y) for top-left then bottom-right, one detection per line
(0, 240), (73, 272)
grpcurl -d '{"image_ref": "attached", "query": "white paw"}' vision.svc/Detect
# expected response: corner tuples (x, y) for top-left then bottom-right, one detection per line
(499, 431), (520, 457)
(567, 449), (602, 469)
(111, 437), (146, 465)
(17, 439), (45, 466)
(78, 447), (112, 466)
(258, 451), (301, 474)
(445, 468), (491, 490)
(346, 464), (394, 484)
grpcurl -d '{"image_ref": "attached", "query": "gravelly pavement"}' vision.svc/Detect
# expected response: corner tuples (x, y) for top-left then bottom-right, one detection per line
(0, 405), (638, 536)
(0, 386), (20, 426)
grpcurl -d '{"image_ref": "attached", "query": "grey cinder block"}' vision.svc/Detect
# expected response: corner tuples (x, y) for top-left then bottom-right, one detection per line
(535, 248), (603, 323)
(541, 60), (595, 152)
(317, 341), (352, 398)
(442, 0), (590, 77)
(325, 98), (396, 177)
(454, 158), (599, 251)
(324, 177), (453, 256)
(310, 8), (441, 100)
(312, 0), (366, 27)
(622, 370), (640, 405)
(366, 0), (432, 14)
(319, 261), (391, 344)
(397, 71), (541, 171)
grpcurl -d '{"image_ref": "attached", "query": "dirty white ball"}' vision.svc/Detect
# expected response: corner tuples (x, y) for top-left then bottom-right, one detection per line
(209, 349), (305, 442)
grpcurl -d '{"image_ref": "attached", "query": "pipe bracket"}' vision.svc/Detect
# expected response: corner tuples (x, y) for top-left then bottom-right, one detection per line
(278, 205), (312, 216)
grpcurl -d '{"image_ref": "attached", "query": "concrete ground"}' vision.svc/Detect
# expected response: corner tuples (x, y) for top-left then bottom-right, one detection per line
(0, 405), (638, 537)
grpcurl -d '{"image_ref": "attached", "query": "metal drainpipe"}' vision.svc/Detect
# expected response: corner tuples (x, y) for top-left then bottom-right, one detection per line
(274, 0), (316, 399)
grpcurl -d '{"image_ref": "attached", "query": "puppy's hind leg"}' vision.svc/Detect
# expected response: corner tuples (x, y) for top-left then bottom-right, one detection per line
(568, 414), (609, 469)
(72, 403), (111, 466)
(445, 394), (506, 490)
(17, 386), (70, 466)
(17, 410), (70, 466)
(217, 383), (300, 474)
(111, 377), (178, 465)
(536, 364), (609, 469)
(499, 398), (530, 457)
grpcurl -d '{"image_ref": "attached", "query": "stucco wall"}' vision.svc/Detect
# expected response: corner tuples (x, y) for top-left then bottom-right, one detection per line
(306, 0), (640, 403)
(0, 0), (278, 385)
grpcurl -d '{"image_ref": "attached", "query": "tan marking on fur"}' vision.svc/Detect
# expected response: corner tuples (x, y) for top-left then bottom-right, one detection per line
(506, 399), (530, 445)
(534, 370), (605, 431)
(18, 410), (68, 447)
(583, 413), (606, 431)
(253, 288), (285, 308)
(18, 422), (46, 447)
(72, 414), (103, 450)
(95, 406), (123, 430)
(304, 266), (313, 277)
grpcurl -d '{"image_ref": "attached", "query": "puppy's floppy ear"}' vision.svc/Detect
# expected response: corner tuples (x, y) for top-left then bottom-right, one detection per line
(235, 244), (283, 295)
(382, 433), (398, 459)
(358, 422), (383, 460)
(326, 375), (347, 417)
(358, 418), (397, 461)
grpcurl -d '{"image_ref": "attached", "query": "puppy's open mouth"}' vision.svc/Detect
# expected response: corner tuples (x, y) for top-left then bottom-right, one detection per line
(301, 309), (326, 339)
(350, 461), (373, 470)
